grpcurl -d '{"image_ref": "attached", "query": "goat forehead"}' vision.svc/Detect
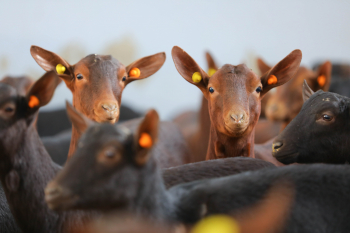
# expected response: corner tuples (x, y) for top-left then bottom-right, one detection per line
(212, 64), (259, 91)
(304, 92), (349, 113)
(83, 124), (130, 144)
(0, 84), (17, 99)
(77, 55), (124, 78)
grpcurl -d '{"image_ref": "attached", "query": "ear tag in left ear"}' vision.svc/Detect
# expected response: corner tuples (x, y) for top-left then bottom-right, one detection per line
(129, 68), (141, 78)
(267, 75), (278, 85)
(28, 95), (40, 108)
(208, 68), (216, 77)
(192, 72), (202, 83)
(317, 75), (326, 87)
(139, 133), (153, 148)
(56, 64), (66, 75)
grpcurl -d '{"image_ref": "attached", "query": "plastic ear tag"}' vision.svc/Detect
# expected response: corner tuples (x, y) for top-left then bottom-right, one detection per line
(208, 68), (217, 77)
(28, 95), (40, 108)
(56, 64), (66, 75)
(192, 72), (202, 83)
(317, 75), (326, 87)
(129, 68), (141, 78)
(139, 133), (153, 148)
(191, 215), (240, 233)
(267, 75), (278, 85)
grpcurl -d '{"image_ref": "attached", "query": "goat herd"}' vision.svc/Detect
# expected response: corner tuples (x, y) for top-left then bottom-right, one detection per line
(0, 45), (349, 233)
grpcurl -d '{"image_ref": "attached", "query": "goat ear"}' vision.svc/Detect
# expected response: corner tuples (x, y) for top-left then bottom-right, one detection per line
(237, 182), (294, 233)
(256, 57), (272, 75)
(30, 45), (72, 82)
(205, 51), (219, 76)
(302, 80), (315, 103)
(26, 71), (60, 112)
(125, 52), (166, 85)
(135, 109), (159, 166)
(260, 50), (302, 98)
(66, 101), (93, 135)
(172, 46), (211, 98)
(309, 61), (332, 91)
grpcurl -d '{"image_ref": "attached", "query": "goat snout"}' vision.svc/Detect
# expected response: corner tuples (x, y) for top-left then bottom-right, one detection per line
(45, 181), (73, 210)
(94, 101), (119, 123)
(230, 112), (246, 124)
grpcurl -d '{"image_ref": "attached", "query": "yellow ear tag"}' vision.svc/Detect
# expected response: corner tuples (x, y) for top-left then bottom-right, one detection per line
(208, 68), (216, 77)
(191, 215), (240, 233)
(56, 64), (66, 75)
(139, 133), (153, 148)
(192, 72), (202, 83)
(129, 68), (141, 78)
(317, 75), (326, 87)
(28, 95), (40, 108)
(267, 75), (278, 85)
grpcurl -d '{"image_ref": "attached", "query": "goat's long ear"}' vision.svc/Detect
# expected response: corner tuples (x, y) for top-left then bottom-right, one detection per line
(205, 51), (219, 76)
(257, 57), (272, 75)
(134, 109), (159, 166)
(172, 46), (211, 99)
(26, 71), (60, 113)
(30, 45), (72, 82)
(308, 61), (332, 91)
(237, 182), (294, 233)
(125, 52), (166, 85)
(302, 80), (315, 103)
(66, 101), (93, 135)
(260, 50), (302, 98)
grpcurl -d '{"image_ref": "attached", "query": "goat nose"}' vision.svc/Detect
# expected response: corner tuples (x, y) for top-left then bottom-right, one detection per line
(101, 103), (117, 112)
(45, 183), (62, 200)
(272, 141), (283, 152)
(230, 113), (245, 123)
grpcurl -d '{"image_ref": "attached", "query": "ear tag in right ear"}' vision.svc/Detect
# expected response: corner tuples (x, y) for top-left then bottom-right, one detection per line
(129, 68), (141, 78)
(139, 133), (153, 148)
(267, 75), (278, 85)
(192, 72), (202, 83)
(191, 215), (240, 233)
(317, 75), (326, 87)
(28, 95), (40, 108)
(208, 68), (216, 77)
(56, 64), (66, 75)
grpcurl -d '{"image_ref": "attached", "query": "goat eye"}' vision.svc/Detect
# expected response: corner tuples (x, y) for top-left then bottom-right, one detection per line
(256, 86), (262, 93)
(322, 114), (333, 121)
(209, 87), (214, 93)
(5, 107), (14, 113)
(122, 76), (126, 81)
(76, 74), (83, 80)
(105, 149), (115, 158)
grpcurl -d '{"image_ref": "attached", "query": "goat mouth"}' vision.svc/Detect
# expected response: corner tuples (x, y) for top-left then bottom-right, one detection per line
(273, 151), (299, 164)
(224, 123), (248, 136)
(93, 110), (118, 123)
(45, 186), (79, 211)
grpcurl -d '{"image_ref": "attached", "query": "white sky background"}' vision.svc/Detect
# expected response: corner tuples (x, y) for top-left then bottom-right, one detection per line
(1, 0), (350, 120)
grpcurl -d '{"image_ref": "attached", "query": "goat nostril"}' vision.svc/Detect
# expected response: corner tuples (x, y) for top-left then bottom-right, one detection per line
(272, 142), (283, 151)
(231, 114), (245, 123)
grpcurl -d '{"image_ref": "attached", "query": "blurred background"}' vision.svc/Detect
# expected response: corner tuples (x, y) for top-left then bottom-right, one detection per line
(1, 0), (350, 120)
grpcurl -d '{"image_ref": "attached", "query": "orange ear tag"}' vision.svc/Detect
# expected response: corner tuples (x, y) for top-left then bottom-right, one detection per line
(28, 95), (40, 108)
(267, 75), (278, 85)
(129, 68), (141, 78)
(317, 75), (326, 87)
(192, 72), (202, 83)
(139, 133), (153, 148)
(56, 64), (66, 75)
(208, 68), (216, 77)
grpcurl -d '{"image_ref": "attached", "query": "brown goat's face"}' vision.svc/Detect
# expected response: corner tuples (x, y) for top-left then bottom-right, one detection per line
(172, 46), (302, 138)
(259, 60), (332, 123)
(207, 64), (262, 136)
(30, 46), (166, 124)
(70, 55), (125, 123)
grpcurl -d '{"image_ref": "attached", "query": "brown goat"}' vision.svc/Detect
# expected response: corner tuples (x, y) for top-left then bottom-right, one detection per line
(171, 46), (302, 161)
(30, 46), (166, 158)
